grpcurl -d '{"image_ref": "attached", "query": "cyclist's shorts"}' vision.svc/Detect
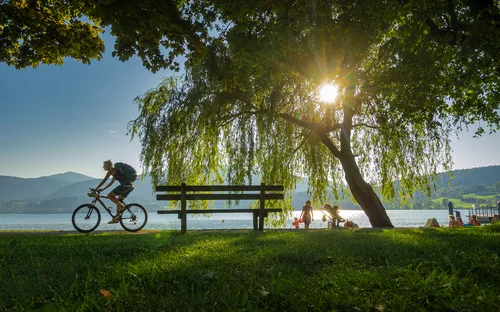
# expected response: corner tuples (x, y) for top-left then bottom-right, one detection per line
(112, 184), (134, 198)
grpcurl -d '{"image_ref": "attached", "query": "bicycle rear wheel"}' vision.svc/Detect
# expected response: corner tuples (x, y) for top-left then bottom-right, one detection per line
(72, 204), (101, 233)
(120, 203), (148, 232)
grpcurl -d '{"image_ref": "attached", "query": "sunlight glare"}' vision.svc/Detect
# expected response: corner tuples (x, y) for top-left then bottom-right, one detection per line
(319, 83), (338, 103)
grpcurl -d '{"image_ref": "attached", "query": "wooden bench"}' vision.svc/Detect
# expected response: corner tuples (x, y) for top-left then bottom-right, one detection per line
(156, 183), (284, 233)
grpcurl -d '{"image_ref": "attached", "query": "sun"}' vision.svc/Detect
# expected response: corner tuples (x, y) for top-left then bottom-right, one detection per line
(319, 83), (338, 103)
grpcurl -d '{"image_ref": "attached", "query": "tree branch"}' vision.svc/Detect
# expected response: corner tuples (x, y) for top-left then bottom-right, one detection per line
(278, 112), (316, 130)
(323, 123), (343, 133)
(285, 135), (310, 165)
(217, 109), (267, 127)
(340, 97), (355, 153)
(317, 132), (342, 158)
(410, 34), (429, 54)
(425, 17), (448, 38)
(447, 0), (462, 29)
(425, 0), (468, 46)
(217, 110), (320, 132)
(353, 123), (380, 130)
(218, 110), (344, 159)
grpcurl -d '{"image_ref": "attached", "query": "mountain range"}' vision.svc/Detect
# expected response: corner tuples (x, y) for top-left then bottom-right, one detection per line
(1, 165), (499, 213)
(0, 172), (94, 201)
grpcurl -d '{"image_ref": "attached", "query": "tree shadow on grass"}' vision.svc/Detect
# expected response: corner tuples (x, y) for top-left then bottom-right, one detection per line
(2, 229), (500, 311)
(94, 229), (500, 311)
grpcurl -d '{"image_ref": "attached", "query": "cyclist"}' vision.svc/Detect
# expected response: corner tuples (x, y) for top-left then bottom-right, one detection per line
(94, 160), (136, 224)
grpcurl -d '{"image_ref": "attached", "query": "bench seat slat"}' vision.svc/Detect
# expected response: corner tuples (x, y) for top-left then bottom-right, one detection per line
(158, 208), (283, 214)
(157, 193), (284, 201)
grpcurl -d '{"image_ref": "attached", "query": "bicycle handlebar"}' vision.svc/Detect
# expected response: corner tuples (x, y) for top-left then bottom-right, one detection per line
(88, 188), (102, 198)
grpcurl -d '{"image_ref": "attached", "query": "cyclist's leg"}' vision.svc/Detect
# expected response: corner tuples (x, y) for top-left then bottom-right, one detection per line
(111, 185), (133, 212)
(108, 187), (126, 214)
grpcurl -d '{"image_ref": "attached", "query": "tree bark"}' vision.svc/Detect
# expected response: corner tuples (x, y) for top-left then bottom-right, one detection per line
(339, 151), (394, 228)
(318, 131), (394, 228)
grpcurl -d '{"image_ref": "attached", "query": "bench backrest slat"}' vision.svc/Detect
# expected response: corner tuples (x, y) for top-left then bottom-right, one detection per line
(155, 185), (284, 192)
(157, 193), (284, 201)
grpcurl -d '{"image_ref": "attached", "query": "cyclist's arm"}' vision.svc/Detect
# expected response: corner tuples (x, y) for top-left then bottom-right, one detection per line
(100, 177), (116, 191)
(95, 172), (111, 190)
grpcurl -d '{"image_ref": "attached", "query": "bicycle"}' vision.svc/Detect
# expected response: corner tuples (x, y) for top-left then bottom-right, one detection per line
(71, 188), (148, 233)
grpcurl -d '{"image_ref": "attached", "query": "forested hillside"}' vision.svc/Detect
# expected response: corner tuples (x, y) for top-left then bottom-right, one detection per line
(1, 166), (499, 213)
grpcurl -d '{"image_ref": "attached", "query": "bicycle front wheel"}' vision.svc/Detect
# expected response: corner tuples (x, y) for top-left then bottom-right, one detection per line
(120, 203), (148, 232)
(72, 204), (101, 233)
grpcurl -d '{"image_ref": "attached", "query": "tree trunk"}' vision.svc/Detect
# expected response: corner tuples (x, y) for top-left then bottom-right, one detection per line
(339, 152), (394, 228)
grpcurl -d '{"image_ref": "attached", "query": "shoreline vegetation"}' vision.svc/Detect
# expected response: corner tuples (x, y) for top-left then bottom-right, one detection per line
(1, 227), (500, 311)
(1, 191), (499, 214)
(2, 166), (500, 214)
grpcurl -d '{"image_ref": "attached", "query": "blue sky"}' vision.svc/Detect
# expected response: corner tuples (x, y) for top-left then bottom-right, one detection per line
(0, 34), (499, 179)
(0, 32), (174, 179)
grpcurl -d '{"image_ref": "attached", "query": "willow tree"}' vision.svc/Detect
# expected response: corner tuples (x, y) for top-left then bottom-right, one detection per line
(128, 1), (499, 227)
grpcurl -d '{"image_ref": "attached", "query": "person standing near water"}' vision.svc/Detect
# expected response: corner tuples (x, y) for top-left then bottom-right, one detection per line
(300, 200), (314, 230)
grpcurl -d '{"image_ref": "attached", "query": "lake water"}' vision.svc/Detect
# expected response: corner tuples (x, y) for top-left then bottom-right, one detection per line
(0, 209), (471, 231)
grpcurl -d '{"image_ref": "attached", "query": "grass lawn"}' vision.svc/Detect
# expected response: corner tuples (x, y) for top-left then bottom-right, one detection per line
(432, 194), (499, 208)
(462, 194), (499, 201)
(1, 227), (500, 311)
(432, 197), (471, 208)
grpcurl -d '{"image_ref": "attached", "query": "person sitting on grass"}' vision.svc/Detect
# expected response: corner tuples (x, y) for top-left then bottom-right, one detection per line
(330, 205), (344, 226)
(424, 218), (440, 228)
(448, 215), (458, 227)
(94, 160), (137, 224)
(469, 215), (481, 226)
(323, 204), (345, 228)
(344, 220), (359, 228)
(456, 216), (464, 227)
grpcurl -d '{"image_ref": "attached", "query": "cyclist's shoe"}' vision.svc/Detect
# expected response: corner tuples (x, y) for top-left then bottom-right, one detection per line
(107, 217), (120, 224)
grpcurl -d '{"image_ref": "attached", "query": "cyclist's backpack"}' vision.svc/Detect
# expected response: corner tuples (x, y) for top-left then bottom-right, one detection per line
(114, 162), (138, 183)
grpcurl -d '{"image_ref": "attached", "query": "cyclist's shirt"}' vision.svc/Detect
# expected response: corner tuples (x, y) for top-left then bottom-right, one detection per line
(112, 168), (132, 186)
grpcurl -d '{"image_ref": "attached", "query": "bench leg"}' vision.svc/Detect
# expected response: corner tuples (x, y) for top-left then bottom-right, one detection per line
(253, 212), (258, 230)
(258, 212), (269, 232)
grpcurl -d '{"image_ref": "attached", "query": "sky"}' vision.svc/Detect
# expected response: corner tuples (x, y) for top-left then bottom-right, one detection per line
(0, 34), (499, 179)
(0, 32), (174, 179)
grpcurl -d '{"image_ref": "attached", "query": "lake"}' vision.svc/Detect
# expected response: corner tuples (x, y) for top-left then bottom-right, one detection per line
(0, 209), (470, 231)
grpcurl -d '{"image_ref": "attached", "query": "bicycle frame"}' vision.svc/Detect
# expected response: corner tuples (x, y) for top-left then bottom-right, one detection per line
(89, 192), (128, 219)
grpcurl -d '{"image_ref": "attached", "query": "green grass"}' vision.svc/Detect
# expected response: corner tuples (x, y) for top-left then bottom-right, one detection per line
(462, 194), (498, 200)
(432, 197), (471, 207)
(2, 227), (500, 311)
(432, 194), (499, 208)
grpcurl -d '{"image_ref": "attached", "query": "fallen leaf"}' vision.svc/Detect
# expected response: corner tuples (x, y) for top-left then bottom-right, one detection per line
(99, 289), (113, 298)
